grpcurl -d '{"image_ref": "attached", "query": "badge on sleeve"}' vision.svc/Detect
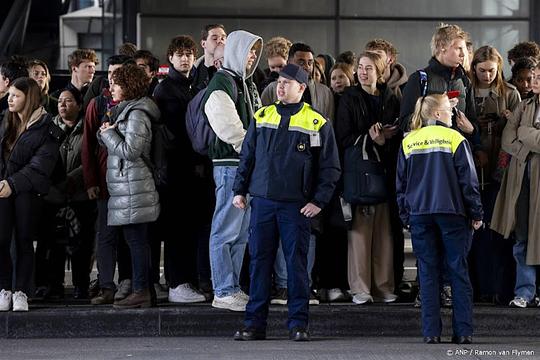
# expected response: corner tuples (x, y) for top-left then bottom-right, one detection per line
(310, 133), (321, 147)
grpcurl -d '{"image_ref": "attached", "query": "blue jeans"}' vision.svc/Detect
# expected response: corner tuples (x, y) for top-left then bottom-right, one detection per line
(210, 166), (250, 297)
(245, 197), (311, 331)
(513, 169), (539, 302)
(274, 234), (316, 289)
(120, 223), (150, 292)
(410, 214), (473, 337)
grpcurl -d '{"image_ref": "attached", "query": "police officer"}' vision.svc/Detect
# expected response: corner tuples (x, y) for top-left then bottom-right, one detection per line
(232, 64), (340, 341)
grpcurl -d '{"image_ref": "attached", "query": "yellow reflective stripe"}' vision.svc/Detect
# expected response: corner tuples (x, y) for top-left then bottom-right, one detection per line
(254, 105), (280, 126)
(254, 103), (327, 133)
(402, 125), (464, 158)
(289, 103), (326, 132)
(256, 122), (278, 130)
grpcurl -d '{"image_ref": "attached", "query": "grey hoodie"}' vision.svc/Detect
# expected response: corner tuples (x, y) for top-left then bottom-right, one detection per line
(222, 30), (263, 119)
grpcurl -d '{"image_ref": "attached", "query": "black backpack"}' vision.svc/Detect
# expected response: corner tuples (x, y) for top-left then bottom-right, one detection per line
(112, 105), (175, 189)
(141, 117), (175, 188)
(185, 70), (238, 155)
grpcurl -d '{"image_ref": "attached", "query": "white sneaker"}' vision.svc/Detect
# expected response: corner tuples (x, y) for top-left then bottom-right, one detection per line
(352, 293), (373, 305)
(328, 288), (346, 302)
(236, 290), (249, 302)
(212, 293), (247, 312)
(0, 289), (12, 311)
(114, 279), (132, 301)
(168, 283), (206, 303)
(374, 293), (398, 303)
(12, 291), (28, 312)
(509, 297), (528, 308)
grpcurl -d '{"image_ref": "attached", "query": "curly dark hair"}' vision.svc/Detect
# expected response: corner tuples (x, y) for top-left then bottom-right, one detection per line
(167, 35), (198, 58)
(507, 41), (540, 64)
(111, 64), (149, 100)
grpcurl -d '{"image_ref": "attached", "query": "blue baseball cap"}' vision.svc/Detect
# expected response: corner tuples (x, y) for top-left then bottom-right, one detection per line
(278, 63), (309, 85)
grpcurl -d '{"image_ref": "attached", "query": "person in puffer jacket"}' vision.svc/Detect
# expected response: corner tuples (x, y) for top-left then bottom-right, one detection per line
(98, 64), (160, 309)
(0, 77), (63, 312)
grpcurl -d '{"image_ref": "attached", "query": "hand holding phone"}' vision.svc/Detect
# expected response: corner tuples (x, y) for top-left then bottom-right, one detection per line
(447, 90), (460, 99)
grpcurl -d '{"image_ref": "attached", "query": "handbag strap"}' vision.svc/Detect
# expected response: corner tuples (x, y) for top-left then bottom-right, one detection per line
(360, 135), (381, 162)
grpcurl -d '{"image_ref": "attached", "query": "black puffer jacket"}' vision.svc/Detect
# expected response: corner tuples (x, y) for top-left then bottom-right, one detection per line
(335, 83), (401, 194)
(335, 83), (400, 152)
(0, 109), (63, 195)
(153, 64), (200, 171)
(399, 57), (478, 136)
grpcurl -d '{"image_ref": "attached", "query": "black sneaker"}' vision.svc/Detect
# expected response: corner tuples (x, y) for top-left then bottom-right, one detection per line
(289, 327), (310, 341)
(270, 288), (287, 305)
(234, 327), (266, 341)
(452, 335), (472, 344)
(73, 286), (89, 300)
(309, 291), (320, 305)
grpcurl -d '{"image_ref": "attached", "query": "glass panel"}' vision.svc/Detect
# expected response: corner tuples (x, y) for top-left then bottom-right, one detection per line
(141, 0), (335, 16)
(340, 0), (529, 18)
(339, 20), (529, 76)
(139, 18), (335, 66)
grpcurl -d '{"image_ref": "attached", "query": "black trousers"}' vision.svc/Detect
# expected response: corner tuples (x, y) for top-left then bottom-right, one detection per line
(0, 192), (40, 294)
(35, 200), (97, 290)
(157, 188), (198, 288)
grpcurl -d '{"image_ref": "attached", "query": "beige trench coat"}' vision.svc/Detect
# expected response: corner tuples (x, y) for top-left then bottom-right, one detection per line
(491, 95), (540, 265)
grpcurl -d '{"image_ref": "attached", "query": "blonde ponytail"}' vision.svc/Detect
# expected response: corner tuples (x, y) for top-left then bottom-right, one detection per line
(409, 94), (448, 130)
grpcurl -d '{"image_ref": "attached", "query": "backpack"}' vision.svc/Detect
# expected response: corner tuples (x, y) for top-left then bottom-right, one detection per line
(185, 70), (238, 155)
(114, 107), (175, 188)
(418, 69), (428, 96)
(143, 119), (175, 188)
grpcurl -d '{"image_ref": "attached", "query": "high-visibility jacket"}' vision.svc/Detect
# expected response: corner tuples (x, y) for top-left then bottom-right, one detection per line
(396, 121), (483, 225)
(233, 101), (341, 208)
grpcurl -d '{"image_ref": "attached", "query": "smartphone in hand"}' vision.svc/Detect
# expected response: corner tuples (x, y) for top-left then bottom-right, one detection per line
(447, 90), (460, 99)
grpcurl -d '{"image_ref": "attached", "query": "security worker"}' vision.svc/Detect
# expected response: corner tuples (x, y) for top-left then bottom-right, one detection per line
(396, 94), (483, 345)
(232, 64), (340, 341)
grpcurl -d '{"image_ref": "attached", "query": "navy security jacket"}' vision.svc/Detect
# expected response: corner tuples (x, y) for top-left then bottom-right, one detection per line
(233, 101), (341, 208)
(396, 121), (483, 225)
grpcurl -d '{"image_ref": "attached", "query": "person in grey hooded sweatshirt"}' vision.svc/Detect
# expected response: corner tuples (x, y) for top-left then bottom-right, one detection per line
(202, 30), (263, 312)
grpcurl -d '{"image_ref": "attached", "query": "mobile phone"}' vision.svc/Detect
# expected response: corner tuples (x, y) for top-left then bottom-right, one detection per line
(447, 90), (460, 99)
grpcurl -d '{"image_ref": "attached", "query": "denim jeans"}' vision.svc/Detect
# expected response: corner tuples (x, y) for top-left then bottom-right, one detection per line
(513, 169), (538, 302)
(210, 166), (250, 297)
(121, 223), (150, 292)
(410, 214), (473, 337)
(274, 234), (316, 289)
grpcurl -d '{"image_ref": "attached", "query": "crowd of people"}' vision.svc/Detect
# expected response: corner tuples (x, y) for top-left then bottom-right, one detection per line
(0, 21), (540, 342)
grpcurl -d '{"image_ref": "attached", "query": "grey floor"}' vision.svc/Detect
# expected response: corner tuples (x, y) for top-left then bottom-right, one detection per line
(0, 336), (539, 360)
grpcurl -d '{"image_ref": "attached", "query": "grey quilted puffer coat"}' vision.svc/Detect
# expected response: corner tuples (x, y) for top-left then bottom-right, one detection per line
(99, 97), (161, 226)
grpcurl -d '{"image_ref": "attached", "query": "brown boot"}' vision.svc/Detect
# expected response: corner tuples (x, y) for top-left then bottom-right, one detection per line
(113, 289), (151, 309)
(91, 288), (115, 305)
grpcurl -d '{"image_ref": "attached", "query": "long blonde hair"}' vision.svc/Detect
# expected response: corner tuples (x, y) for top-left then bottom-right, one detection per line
(410, 94), (449, 130)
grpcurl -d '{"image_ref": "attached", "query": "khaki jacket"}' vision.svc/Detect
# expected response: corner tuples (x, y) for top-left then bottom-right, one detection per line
(491, 95), (540, 265)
